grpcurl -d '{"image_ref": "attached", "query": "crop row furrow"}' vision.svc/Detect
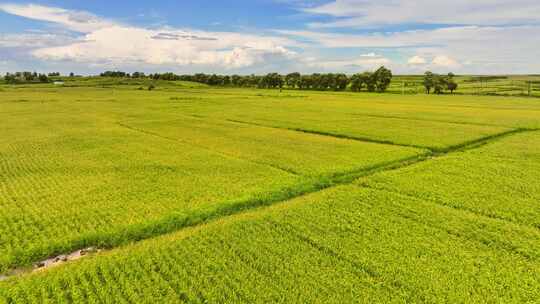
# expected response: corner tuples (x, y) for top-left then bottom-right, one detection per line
(356, 184), (540, 260)
(359, 183), (537, 231)
(264, 218), (403, 293)
(349, 112), (510, 128)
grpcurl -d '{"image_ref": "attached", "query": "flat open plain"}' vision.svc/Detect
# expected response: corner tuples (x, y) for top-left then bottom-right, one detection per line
(1, 81), (539, 303)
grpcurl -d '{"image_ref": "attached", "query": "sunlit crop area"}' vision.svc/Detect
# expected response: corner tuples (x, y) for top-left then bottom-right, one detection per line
(1, 81), (540, 302)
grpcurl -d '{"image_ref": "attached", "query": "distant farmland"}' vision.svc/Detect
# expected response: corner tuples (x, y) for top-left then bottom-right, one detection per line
(1, 79), (540, 303)
(389, 75), (540, 96)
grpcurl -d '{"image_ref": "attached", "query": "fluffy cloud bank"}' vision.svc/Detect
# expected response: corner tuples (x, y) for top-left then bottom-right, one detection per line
(0, 3), (297, 70)
(279, 25), (540, 73)
(407, 56), (426, 65)
(1, 2), (539, 74)
(0, 3), (114, 32)
(32, 26), (296, 68)
(304, 0), (540, 28)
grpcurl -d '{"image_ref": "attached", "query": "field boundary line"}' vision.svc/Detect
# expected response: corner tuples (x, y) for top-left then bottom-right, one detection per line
(348, 113), (513, 128)
(226, 119), (430, 150)
(432, 128), (529, 153)
(226, 118), (531, 153)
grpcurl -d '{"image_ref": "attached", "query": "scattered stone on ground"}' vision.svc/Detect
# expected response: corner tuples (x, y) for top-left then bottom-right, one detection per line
(33, 247), (100, 272)
(0, 247), (101, 281)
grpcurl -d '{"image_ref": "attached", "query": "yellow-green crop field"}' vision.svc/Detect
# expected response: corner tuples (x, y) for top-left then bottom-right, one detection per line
(1, 80), (540, 303)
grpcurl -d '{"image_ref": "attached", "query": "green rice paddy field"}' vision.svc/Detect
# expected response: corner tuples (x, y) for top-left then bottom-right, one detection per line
(1, 81), (540, 303)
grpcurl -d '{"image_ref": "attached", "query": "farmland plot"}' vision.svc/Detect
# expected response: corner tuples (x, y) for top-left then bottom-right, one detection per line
(0, 87), (423, 272)
(1, 84), (540, 303)
(166, 90), (540, 148)
(359, 131), (540, 228)
(125, 116), (424, 176)
(0, 122), (301, 272)
(2, 173), (539, 302)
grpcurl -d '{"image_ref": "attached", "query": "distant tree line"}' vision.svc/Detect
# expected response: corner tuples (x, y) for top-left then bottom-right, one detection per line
(97, 66), (393, 92)
(4, 67), (461, 95)
(423, 72), (458, 94)
(182, 67), (393, 92)
(3, 72), (50, 84)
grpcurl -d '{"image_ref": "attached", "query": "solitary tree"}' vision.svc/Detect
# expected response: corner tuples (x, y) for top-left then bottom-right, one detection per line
(446, 73), (458, 93)
(373, 66), (392, 92)
(423, 71), (434, 94)
(447, 81), (458, 93)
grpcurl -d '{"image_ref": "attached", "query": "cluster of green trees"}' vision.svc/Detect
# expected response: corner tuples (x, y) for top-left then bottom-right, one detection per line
(423, 72), (458, 94)
(100, 71), (131, 78)
(3, 72), (50, 84)
(139, 66), (393, 92)
(201, 67), (392, 92)
(350, 67), (393, 92)
(281, 72), (350, 90)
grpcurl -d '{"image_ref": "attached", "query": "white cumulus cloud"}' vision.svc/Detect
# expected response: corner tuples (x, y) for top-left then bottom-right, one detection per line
(0, 3), (298, 70)
(0, 3), (114, 33)
(431, 55), (460, 68)
(360, 52), (378, 57)
(407, 56), (426, 65)
(1, 2), (539, 74)
(278, 25), (540, 73)
(304, 0), (540, 28)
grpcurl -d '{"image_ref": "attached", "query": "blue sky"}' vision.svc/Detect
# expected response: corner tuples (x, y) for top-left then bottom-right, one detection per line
(1, 0), (539, 75)
(0, 1), (325, 31)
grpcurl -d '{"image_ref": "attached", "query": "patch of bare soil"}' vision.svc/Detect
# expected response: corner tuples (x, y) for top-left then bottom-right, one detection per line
(0, 247), (101, 281)
(33, 247), (101, 272)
